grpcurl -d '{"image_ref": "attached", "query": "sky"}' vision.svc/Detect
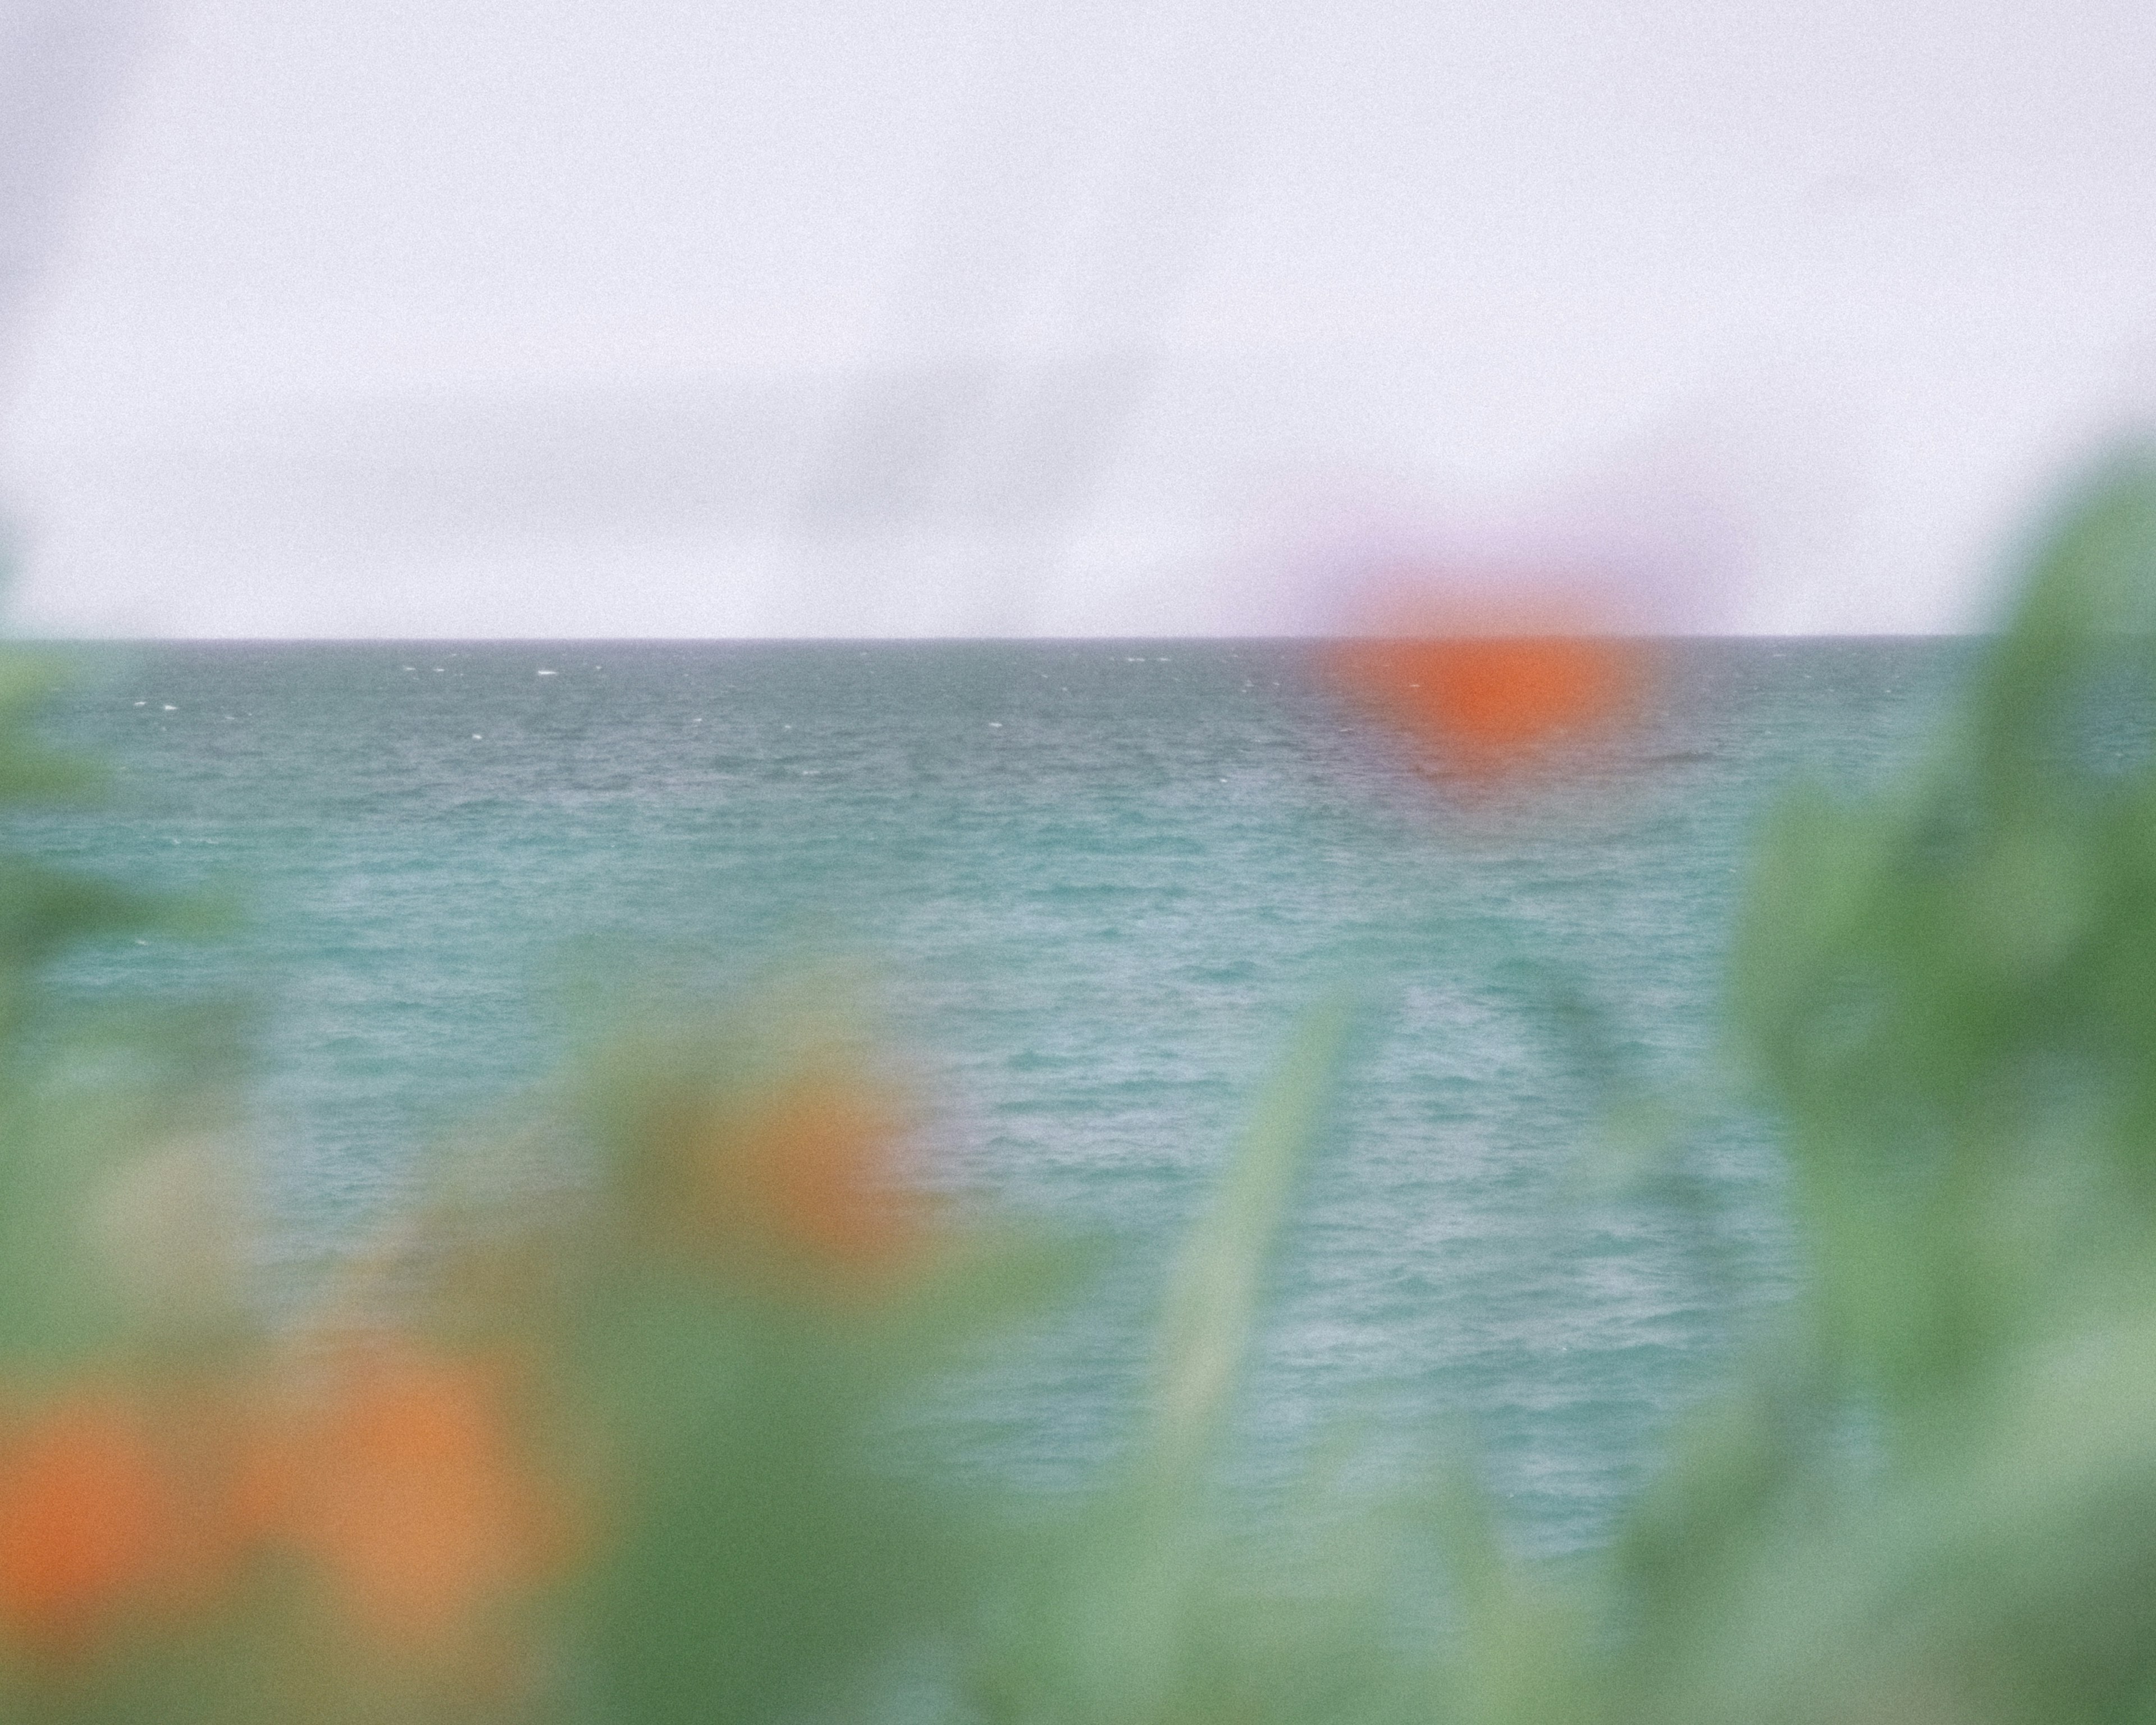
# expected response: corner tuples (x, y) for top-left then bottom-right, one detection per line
(1, 0), (2153, 637)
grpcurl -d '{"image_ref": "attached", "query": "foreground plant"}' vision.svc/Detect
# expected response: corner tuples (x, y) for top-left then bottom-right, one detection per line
(1519, 449), (2156, 1725)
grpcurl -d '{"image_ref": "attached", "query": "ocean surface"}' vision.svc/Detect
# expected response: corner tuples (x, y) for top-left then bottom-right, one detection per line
(23, 637), (1970, 1555)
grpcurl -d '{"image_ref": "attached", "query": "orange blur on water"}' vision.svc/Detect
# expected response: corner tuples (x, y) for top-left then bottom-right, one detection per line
(1319, 585), (1651, 777)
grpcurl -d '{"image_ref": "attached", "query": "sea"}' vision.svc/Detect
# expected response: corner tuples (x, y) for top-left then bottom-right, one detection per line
(20, 637), (1970, 1557)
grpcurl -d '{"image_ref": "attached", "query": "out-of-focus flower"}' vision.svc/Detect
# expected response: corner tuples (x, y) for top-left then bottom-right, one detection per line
(651, 1067), (933, 1287)
(0, 1388), (179, 1660)
(741, 1075), (926, 1269)
(1320, 580), (1650, 777)
(237, 1338), (565, 1654)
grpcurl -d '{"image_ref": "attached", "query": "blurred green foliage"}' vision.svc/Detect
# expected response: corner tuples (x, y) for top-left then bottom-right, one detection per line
(0, 453), (2154, 1721)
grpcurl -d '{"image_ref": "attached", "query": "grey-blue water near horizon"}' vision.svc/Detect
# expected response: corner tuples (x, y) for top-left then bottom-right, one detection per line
(20, 637), (1971, 1559)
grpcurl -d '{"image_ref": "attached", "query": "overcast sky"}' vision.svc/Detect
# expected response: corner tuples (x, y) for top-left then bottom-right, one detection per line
(2, 0), (2153, 637)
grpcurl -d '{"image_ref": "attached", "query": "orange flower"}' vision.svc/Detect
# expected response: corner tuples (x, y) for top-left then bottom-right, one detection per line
(240, 1340), (564, 1653)
(0, 1390), (177, 1660)
(744, 1077), (925, 1268)
(664, 1070), (931, 1284)
(1321, 586), (1648, 776)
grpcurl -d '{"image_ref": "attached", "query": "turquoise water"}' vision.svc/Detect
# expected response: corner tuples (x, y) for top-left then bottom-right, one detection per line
(25, 638), (1967, 1554)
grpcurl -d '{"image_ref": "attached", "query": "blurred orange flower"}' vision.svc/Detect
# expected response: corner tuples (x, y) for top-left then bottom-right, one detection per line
(239, 1340), (565, 1653)
(0, 1390), (179, 1660)
(665, 1070), (931, 1285)
(1321, 586), (1648, 776)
